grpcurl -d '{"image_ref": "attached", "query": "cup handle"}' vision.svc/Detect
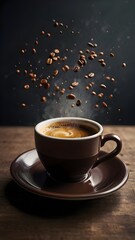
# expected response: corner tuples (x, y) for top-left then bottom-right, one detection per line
(92, 134), (122, 168)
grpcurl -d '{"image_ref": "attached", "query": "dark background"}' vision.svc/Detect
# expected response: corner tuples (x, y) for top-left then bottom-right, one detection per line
(1, 0), (135, 126)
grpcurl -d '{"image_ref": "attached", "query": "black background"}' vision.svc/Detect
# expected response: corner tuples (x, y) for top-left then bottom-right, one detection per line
(1, 0), (135, 126)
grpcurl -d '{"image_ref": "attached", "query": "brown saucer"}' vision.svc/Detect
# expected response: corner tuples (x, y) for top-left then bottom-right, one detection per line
(10, 149), (128, 200)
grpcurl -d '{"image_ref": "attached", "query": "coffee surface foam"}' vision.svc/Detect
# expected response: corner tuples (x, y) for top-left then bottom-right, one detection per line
(41, 122), (96, 138)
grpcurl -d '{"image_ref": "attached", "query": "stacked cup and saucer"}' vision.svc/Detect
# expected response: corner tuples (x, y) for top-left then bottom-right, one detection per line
(10, 117), (128, 200)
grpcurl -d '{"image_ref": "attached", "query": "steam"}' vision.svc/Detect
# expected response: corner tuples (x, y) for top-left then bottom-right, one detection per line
(42, 76), (97, 120)
(42, 97), (96, 120)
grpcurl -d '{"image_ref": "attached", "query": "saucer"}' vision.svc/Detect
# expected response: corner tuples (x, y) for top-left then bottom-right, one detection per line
(10, 149), (128, 200)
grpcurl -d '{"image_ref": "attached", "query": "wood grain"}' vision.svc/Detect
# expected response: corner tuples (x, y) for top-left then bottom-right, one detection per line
(0, 126), (135, 240)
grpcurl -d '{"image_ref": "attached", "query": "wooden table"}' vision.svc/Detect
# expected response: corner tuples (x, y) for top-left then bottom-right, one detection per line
(0, 126), (135, 240)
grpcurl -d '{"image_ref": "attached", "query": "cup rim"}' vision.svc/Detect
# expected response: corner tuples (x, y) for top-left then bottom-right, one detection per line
(35, 117), (103, 140)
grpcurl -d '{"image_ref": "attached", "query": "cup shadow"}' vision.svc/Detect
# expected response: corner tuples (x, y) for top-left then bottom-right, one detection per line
(5, 180), (120, 219)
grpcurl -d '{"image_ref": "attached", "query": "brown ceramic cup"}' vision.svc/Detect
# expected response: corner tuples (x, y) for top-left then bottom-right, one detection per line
(35, 117), (122, 182)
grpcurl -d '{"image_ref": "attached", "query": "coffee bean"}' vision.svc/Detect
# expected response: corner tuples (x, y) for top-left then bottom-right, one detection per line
(54, 49), (60, 54)
(59, 22), (64, 27)
(71, 81), (79, 87)
(21, 103), (26, 107)
(80, 59), (87, 66)
(92, 53), (97, 58)
(32, 48), (36, 54)
(54, 21), (59, 27)
(35, 40), (38, 45)
(40, 79), (47, 85)
(69, 85), (74, 90)
(60, 88), (66, 94)
(41, 96), (47, 102)
(21, 49), (25, 53)
(78, 59), (84, 66)
(46, 58), (53, 65)
(62, 65), (70, 71)
(50, 52), (55, 58)
(24, 70), (28, 74)
(102, 101), (108, 108)
(86, 49), (90, 53)
(98, 93), (104, 98)
(80, 54), (86, 60)
(45, 83), (50, 89)
(16, 69), (20, 73)
(47, 33), (51, 37)
(100, 84), (107, 89)
(67, 94), (76, 99)
(101, 62), (106, 67)
(79, 50), (83, 54)
(99, 51), (104, 56)
(41, 30), (45, 35)
(85, 86), (90, 90)
(24, 84), (30, 90)
(95, 104), (99, 108)
(53, 56), (58, 61)
(54, 85), (60, 91)
(73, 66), (80, 72)
(76, 99), (82, 106)
(89, 83), (93, 88)
(111, 77), (115, 82)
(89, 55), (95, 60)
(109, 94), (113, 98)
(88, 72), (95, 78)
(98, 58), (105, 63)
(105, 76), (111, 80)
(92, 91), (96, 95)
(122, 62), (127, 67)
(53, 70), (59, 76)
(110, 52), (115, 57)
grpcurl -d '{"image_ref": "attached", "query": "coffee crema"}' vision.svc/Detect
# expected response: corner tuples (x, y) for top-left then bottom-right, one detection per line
(41, 122), (97, 138)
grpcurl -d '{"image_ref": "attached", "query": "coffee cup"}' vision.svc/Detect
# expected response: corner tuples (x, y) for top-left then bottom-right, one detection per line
(35, 117), (122, 182)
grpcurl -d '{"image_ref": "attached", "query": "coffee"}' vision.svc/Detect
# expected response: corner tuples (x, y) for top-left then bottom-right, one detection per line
(41, 122), (97, 138)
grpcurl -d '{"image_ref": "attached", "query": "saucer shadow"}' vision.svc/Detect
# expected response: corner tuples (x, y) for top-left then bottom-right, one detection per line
(5, 180), (120, 219)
